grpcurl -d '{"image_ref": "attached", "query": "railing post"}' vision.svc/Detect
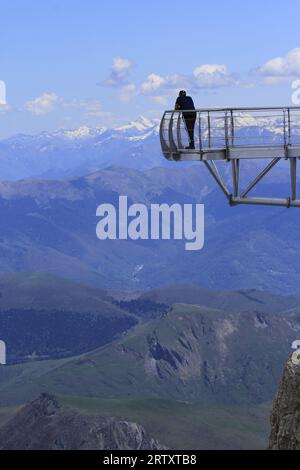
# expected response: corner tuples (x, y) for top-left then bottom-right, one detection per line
(288, 108), (291, 146)
(168, 112), (178, 155)
(198, 111), (202, 154)
(176, 112), (185, 150)
(230, 109), (234, 146)
(224, 111), (229, 159)
(207, 111), (211, 148)
(283, 108), (288, 158)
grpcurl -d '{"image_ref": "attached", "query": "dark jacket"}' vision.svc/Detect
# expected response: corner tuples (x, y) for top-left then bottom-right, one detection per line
(175, 95), (195, 111)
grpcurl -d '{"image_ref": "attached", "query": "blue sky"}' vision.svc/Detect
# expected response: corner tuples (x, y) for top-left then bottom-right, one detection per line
(1, 0), (300, 137)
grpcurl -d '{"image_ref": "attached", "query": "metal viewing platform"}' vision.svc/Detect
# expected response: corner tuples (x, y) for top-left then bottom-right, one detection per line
(160, 106), (300, 207)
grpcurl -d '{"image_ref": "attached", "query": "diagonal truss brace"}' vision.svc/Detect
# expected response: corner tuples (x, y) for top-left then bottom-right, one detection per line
(240, 157), (280, 198)
(203, 161), (231, 200)
(204, 156), (300, 208)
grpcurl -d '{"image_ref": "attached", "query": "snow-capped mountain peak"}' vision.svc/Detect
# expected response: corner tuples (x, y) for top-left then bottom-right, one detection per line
(115, 116), (159, 133)
(62, 126), (107, 140)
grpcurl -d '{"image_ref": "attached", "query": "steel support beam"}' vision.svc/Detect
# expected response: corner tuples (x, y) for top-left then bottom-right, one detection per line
(240, 158), (280, 198)
(290, 157), (297, 200)
(231, 196), (300, 208)
(203, 161), (231, 199)
(231, 160), (239, 197)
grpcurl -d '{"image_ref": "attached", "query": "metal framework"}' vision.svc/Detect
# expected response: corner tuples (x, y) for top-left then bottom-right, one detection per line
(160, 106), (300, 207)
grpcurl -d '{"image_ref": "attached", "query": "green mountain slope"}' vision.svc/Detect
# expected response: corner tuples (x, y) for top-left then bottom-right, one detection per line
(139, 284), (300, 314)
(0, 272), (113, 312)
(0, 394), (270, 450)
(0, 303), (298, 406)
(60, 396), (271, 450)
(0, 273), (138, 363)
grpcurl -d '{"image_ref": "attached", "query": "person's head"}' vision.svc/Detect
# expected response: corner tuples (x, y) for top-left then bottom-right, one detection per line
(179, 90), (187, 97)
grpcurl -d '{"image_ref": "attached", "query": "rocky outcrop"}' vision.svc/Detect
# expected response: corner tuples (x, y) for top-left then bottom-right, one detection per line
(0, 394), (165, 450)
(269, 355), (300, 449)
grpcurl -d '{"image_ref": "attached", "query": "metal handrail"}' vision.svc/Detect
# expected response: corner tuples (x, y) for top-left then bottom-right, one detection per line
(160, 107), (300, 155)
(164, 106), (300, 113)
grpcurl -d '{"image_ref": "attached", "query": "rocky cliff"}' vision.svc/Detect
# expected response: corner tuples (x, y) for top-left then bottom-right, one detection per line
(269, 354), (300, 449)
(0, 394), (165, 450)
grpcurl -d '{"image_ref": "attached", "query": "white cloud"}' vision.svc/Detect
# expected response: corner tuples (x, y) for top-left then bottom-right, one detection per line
(25, 93), (60, 115)
(101, 57), (242, 104)
(139, 65), (238, 103)
(102, 56), (133, 87)
(141, 74), (167, 93)
(112, 57), (132, 76)
(24, 94), (111, 120)
(140, 73), (187, 101)
(257, 47), (300, 83)
(193, 64), (238, 88)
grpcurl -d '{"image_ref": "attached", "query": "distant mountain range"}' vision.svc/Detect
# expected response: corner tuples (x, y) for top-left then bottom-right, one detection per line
(0, 165), (299, 294)
(0, 115), (298, 181)
(0, 117), (165, 180)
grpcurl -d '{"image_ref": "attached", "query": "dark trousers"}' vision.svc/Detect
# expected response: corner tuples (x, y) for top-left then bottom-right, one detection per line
(183, 112), (196, 144)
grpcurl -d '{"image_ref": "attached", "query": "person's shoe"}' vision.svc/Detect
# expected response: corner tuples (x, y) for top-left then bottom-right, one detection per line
(185, 143), (195, 150)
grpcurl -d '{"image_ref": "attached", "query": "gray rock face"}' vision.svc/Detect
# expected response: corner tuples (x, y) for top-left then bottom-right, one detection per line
(0, 394), (165, 450)
(269, 356), (300, 449)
